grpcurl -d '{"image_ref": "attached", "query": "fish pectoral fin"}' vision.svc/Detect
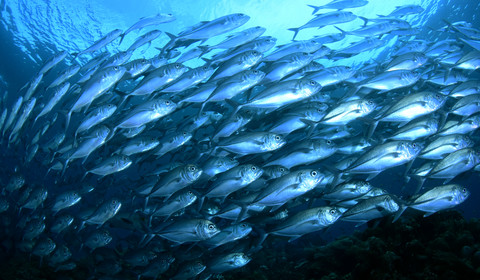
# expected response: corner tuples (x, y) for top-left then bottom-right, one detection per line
(423, 212), (436, 217)
(366, 171), (381, 181)
(288, 235), (302, 243)
(269, 204), (284, 212)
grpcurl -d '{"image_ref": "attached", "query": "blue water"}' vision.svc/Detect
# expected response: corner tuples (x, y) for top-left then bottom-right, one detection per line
(1, 0), (480, 278)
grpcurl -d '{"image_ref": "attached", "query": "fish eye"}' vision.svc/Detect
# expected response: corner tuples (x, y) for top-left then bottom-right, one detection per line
(189, 166), (196, 172)
(280, 167), (285, 172)
(165, 100), (170, 105)
(310, 81), (316, 85)
(412, 143), (416, 148)
(303, 52), (309, 56)
(241, 223), (247, 228)
(330, 209), (336, 215)
(462, 188), (467, 193)
(311, 170), (317, 176)
(251, 166), (256, 171)
(168, 13), (172, 16)
(367, 100), (373, 105)
(183, 132), (187, 136)
(114, 66), (119, 70)
(175, 64), (181, 69)
(253, 70), (259, 74)
(202, 112), (207, 116)
(188, 191), (193, 195)
(326, 140), (332, 145)
(208, 224), (215, 230)
(202, 66), (208, 70)
(275, 135), (281, 140)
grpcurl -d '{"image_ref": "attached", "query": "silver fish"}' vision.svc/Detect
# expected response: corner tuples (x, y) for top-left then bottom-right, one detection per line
(155, 219), (220, 244)
(207, 252), (251, 274)
(85, 155), (132, 178)
(419, 134), (474, 160)
(270, 206), (341, 240)
(341, 194), (401, 224)
(216, 132), (286, 156)
(76, 29), (123, 57)
(408, 185), (469, 216)
(84, 199), (122, 226)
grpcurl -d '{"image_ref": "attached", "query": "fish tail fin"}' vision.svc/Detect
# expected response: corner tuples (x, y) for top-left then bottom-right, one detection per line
(32, 115), (39, 126)
(287, 28), (300, 41)
(60, 159), (69, 177)
(64, 110), (73, 134)
(81, 171), (89, 181)
(359, 16), (369, 26)
(334, 26), (346, 35)
(367, 120), (379, 139)
(392, 205), (407, 223)
(224, 99), (243, 116)
(307, 5), (322, 15)
(198, 45), (211, 56)
(118, 33), (126, 45)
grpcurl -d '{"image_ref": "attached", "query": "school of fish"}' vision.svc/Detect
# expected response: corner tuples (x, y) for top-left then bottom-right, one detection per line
(0, 1), (479, 279)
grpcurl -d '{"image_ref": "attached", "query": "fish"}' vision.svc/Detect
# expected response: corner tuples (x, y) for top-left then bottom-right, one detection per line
(154, 219), (220, 244)
(340, 194), (402, 224)
(84, 229), (113, 251)
(84, 155), (132, 178)
(75, 29), (123, 57)
(120, 13), (175, 44)
(228, 78), (322, 115)
(252, 169), (324, 210)
(38, 51), (69, 75)
(379, 5), (425, 17)
(265, 139), (337, 169)
(84, 199), (122, 226)
(127, 63), (187, 97)
(46, 64), (80, 90)
(51, 191), (82, 214)
(308, 0), (369, 14)
(419, 134), (474, 160)
(426, 148), (480, 182)
(147, 164), (202, 201)
(74, 104), (117, 140)
(34, 82), (71, 124)
(288, 11), (357, 40)
(408, 185), (470, 216)
(172, 13), (250, 41)
(65, 66), (126, 131)
(64, 125), (110, 170)
(205, 26), (266, 51)
(114, 99), (177, 131)
(150, 190), (197, 220)
(9, 97), (36, 144)
(206, 252), (251, 274)
(216, 132), (286, 156)
(48, 245), (72, 266)
(205, 164), (263, 201)
(346, 141), (423, 180)
(203, 223), (252, 248)
(269, 206), (342, 240)
(114, 136), (160, 156)
(322, 98), (376, 125)
(126, 29), (162, 53)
